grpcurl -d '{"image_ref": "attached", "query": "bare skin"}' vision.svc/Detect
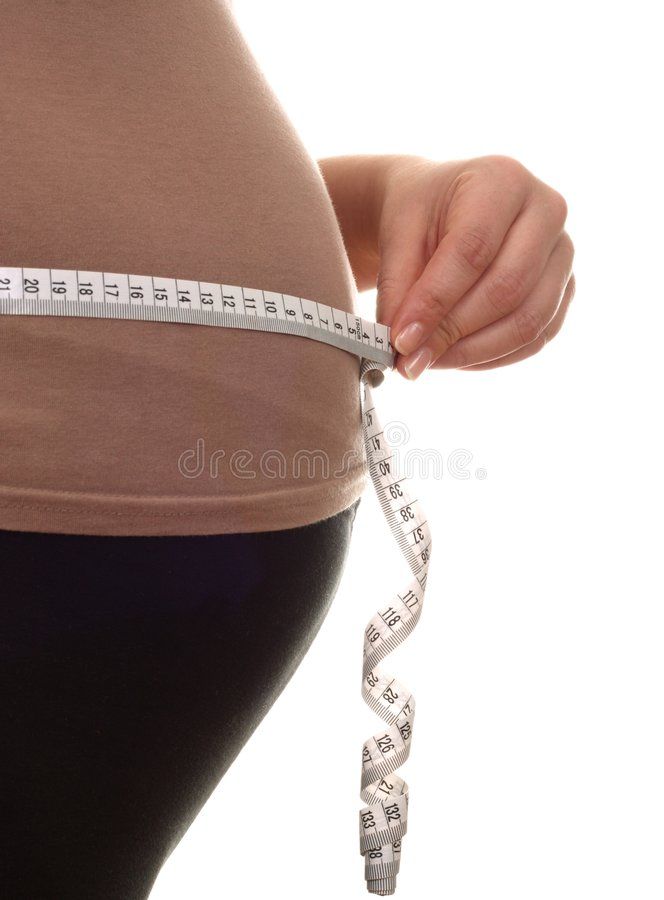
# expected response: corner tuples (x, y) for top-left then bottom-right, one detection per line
(318, 154), (575, 378)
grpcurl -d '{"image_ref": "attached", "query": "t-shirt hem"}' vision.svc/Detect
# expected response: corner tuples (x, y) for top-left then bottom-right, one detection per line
(0, 473), (368, 536)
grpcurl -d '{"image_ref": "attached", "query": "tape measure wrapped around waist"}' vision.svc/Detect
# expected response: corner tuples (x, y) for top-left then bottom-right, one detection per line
(0, 265), (432, 895)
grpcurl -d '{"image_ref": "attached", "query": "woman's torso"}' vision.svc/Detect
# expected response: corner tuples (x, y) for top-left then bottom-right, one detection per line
(0, 0), (365, 535)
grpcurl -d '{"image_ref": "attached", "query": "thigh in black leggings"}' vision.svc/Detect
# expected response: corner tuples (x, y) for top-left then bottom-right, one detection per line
(0, 499), (360, 899)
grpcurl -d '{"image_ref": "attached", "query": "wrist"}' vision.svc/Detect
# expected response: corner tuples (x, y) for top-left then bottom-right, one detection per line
(318, 154), (415, 292)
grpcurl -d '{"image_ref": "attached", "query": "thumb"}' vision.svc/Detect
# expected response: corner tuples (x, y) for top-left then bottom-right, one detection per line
(374, 211), (429, 331)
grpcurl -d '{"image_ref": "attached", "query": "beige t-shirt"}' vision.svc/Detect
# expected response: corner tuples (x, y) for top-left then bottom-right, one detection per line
(0, 0), (366, 535)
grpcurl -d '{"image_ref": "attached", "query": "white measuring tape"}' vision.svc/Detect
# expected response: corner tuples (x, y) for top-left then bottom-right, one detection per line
(0, 265), (431, 896)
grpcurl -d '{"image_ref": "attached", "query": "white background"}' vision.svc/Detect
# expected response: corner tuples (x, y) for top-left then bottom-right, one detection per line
(151, 1), (663, 897)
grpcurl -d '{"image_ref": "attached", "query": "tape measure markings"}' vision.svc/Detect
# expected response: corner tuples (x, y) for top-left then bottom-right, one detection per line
(0, 265), (431, 897)
(0, 267), (393, 367)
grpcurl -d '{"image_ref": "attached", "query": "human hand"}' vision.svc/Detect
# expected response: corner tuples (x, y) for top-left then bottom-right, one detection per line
(375, 155), (575, 379)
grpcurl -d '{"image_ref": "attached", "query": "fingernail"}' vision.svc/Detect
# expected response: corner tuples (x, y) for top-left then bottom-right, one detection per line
(403, 346), (434, 380)
(394, 321), (426, 355)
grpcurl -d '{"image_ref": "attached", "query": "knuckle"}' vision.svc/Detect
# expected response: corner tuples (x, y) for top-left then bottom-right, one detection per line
(435, 314), (464, 348)
(375, 269), (400, 301)
(548, 188), (569, 224)
(559, 230), (575, 262)
(454, 225), (497, 274)
(414, 280), (448, 317)
(484, 267), (527, 316)
(482, 154), (527, 180)
(513, 308), (544, 345)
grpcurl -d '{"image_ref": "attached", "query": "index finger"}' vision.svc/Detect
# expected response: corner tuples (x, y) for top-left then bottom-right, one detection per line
(391, 164), (531, 356)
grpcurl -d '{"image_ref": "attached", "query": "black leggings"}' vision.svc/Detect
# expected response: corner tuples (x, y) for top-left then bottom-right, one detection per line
(0, 499), (360, 899)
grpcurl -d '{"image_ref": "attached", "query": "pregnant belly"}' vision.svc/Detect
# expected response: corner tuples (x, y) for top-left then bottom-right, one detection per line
(0, 0), (365, 534)
(0, 0), (356, 315)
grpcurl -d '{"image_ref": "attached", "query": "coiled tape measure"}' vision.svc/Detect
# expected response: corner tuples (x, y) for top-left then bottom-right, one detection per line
(0, 265), (431, 896)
